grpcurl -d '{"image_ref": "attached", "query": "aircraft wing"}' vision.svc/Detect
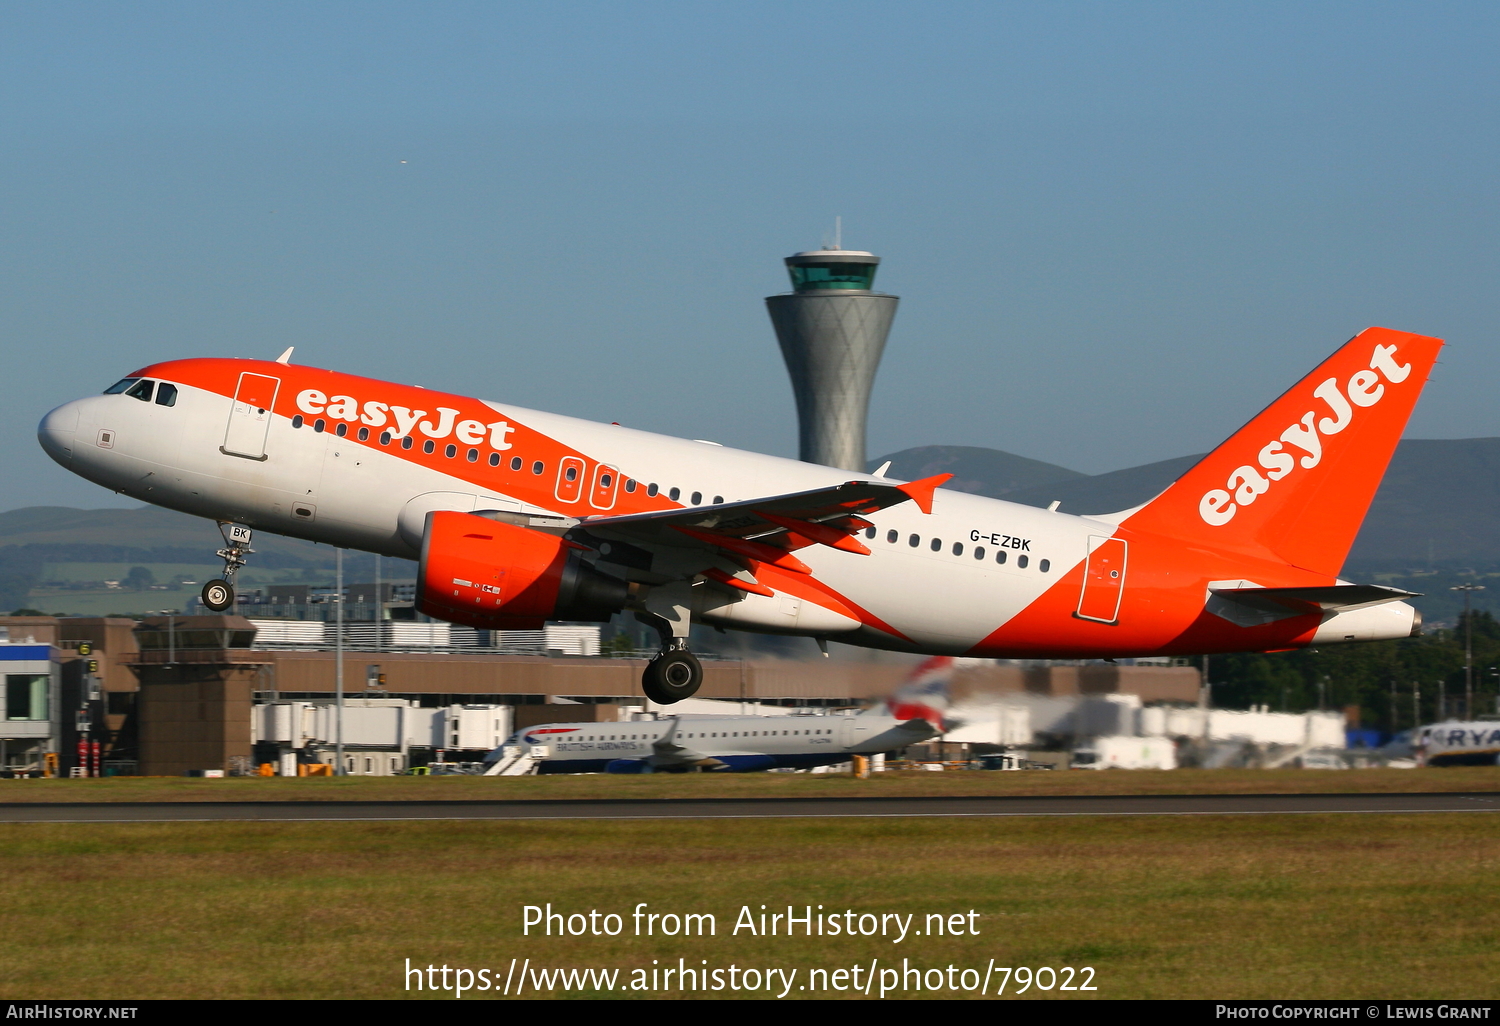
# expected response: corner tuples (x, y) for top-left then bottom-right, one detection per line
(578, 473), (952, 582)
(1209, 584), (1421, 615)
(646, 719), (722, 770)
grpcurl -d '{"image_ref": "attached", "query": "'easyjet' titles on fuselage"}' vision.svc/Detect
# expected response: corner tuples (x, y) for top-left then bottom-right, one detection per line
(294, 388), (517, 448)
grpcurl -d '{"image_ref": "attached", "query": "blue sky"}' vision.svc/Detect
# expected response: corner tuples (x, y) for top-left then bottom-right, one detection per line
(5, 1), (1498, 508)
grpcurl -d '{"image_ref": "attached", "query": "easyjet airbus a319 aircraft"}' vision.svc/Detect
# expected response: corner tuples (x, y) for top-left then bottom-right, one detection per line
(38, 327), (1439, 703)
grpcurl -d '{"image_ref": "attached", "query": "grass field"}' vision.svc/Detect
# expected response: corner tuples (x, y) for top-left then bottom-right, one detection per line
(0, 766), (1495, 802)
(0, 813), (1494, 1000)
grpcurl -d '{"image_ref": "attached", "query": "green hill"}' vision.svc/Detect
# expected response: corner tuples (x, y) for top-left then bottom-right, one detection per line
(0, 506), (411, 613)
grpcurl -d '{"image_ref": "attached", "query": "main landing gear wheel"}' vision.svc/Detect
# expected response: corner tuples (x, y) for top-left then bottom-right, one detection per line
(201, 579), (234, 612)
(642, 649), (703, 704)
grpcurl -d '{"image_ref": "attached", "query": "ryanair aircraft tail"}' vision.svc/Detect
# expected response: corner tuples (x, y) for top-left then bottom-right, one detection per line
(1123, 327), (1443, 577)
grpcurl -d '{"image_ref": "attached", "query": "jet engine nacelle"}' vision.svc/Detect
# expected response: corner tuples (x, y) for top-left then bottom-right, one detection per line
(417, 510), (628, 630)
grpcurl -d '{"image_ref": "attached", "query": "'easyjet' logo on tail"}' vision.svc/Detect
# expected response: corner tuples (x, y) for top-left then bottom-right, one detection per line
(1198, 343), (1412, 526)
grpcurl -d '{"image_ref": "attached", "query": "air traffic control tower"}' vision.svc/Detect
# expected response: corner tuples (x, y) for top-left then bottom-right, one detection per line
(766, 248), (898, 472)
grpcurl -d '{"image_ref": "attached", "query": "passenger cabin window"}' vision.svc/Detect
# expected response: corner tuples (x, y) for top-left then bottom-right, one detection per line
(103, 378), (139, 395)
(865, 527), (876, 539)
(909, 534), (920, 547)
(467, 449), (479, 462)
(713, 495), (723, 504)
(647, 483), (659, 497)
(445, 444), (457, 458)
(292, 415), (304, 428)
(625, 480), (637, 493)
(691, 491), (701, 505)
(357, 426), (369, 441)
(975, 547), (986, 560)
(125, 379), (154, 402)
(669, 487), (681, 501)
(423, 440), (435, 454)
(154, 383), (178, 407)
(488, 452), (499, 466)
(952, 542), (963, 556)
(1040, 559), (1051, 572)
(930, 538), (942, 552)
(380, 432), (392, 445)
(336, 423), (348, 437)
(402, 437), (414, 450)
(1017, 555), (1029, 569)
(532, 461), (544, 475)
(996, 550), (1007, 565)
(314, 419), (326, 433)
(510, 456), (523, 470)
(887, 530), (898, 544)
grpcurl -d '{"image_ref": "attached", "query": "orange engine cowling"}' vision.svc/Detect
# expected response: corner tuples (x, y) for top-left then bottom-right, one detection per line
(417, 510), (629, 631)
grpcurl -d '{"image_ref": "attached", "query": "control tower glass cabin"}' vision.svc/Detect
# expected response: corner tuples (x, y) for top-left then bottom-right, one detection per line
(766, 249), (898, 472)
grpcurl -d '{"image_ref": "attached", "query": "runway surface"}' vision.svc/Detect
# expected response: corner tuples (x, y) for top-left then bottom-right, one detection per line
(0, 791), (1496, 823)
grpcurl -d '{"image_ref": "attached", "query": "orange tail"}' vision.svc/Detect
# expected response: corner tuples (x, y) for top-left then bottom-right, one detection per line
(1123, 327), (1443, 577)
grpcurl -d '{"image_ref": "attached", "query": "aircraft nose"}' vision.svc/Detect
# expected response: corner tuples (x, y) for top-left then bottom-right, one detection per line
(37, 401), (81, 465)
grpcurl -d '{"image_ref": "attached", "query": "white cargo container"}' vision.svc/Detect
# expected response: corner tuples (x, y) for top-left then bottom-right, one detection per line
(1073, 695), (1142, 738)
(1138, 706), (1344, 747)
(942, 703), (1032, 746)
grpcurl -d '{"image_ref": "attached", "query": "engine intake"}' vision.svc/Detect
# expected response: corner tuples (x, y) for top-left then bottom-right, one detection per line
(417, 510), (628, 630)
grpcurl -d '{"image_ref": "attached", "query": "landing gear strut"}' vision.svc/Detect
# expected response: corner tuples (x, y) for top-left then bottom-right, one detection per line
(635, 601), (702, 704)
(202, 522), (254, 613)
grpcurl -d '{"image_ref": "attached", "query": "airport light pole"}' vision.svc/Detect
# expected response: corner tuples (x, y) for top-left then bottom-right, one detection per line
(335, 548), (345, 776)
(1450, 584), (1484, 720)
(374, 553), (382, 654)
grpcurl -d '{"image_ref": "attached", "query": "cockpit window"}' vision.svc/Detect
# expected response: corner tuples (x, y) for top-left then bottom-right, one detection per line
(125, 379), (155, 402)
(104, 378), (139, 395)
(154, 382), (178, 407)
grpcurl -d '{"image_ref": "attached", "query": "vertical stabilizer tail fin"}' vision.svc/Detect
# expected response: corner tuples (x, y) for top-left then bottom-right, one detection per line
(1123, 327), (1442, 576)
(877, 655), (953, 730)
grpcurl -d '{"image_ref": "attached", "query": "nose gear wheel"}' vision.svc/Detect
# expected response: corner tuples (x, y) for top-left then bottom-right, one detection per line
(201, 579), (234, 612)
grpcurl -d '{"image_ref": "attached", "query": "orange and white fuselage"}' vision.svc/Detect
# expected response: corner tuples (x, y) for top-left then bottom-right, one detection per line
(37, 327), (1439, 659)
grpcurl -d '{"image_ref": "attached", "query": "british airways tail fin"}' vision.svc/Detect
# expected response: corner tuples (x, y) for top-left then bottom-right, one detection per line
(1122, 327), (1442, 577)
(875, 655), (952, 730)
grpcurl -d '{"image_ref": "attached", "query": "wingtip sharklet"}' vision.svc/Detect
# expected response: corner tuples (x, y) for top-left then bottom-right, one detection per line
(896, 473), (953, 514)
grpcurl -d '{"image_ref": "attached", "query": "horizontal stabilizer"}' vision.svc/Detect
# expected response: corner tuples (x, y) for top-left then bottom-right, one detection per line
(1210, 583), (1421, 615)
(894, 718), (942, 741)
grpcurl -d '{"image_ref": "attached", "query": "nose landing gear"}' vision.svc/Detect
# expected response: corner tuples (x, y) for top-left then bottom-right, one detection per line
(201, 522), (254, 613)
